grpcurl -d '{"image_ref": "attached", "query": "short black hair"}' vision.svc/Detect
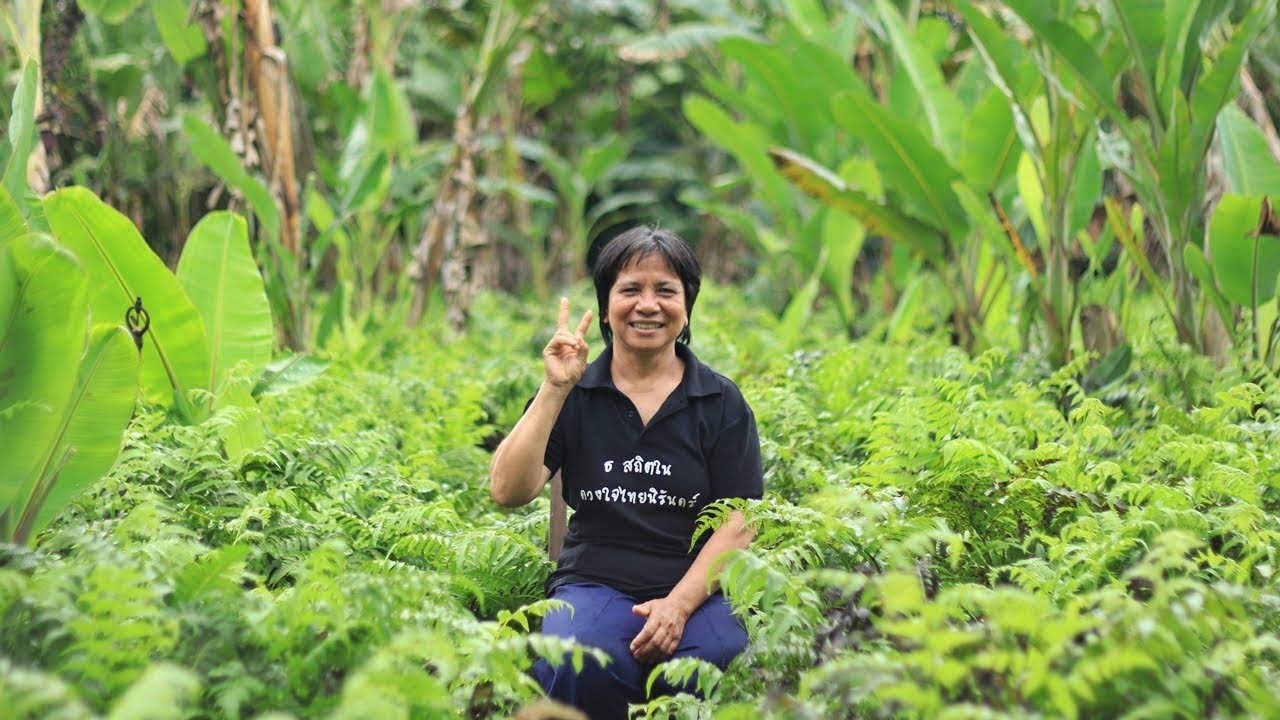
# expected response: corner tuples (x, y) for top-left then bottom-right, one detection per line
(592, 226), (701, 346)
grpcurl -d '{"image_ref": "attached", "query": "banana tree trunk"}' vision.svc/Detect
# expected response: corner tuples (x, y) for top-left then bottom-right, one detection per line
(408, 103), (477, 327)
(242, 0), (301, 257)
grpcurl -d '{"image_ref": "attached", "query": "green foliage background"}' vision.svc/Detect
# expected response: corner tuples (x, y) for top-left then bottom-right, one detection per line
(3, 0), (1280, 718)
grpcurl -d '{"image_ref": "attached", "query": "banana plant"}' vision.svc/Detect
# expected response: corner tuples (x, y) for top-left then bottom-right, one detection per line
(44, 188), (211, 418)
(0, 191), (139, 545)
(997, 0), (1278, 354)
(716, 2), (1026, 352)
(682, 11), (875, 336)
(954, 0), (1109, 368)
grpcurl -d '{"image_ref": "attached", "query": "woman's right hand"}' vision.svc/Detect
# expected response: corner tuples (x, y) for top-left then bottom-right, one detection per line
(543, 297), (593, 390)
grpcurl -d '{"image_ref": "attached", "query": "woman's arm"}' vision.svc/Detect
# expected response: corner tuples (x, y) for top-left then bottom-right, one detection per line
(490, 298), (592, 508)
(489, 384), (565, 507)
(629, 510), (753, 662)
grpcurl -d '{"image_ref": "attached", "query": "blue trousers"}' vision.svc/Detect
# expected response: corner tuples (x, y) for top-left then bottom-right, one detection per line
(532, 582), (748, 720)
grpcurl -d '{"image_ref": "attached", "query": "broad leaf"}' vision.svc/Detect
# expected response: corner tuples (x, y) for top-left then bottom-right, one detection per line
(579, 137), (630, 188)
(151, 0), (207, 65)
(819, 197), (864, 327)
(831, 91), (966, 237)
(3, 62), (37, 208)
(183, 114), (281, 241)
(718, 35), (837, 157)
(1002, 0), (1132, 137)
(0, 234), (86, 541)
(252, 354), (331, 397)
(770, 147), (945, 262)
(0, 185), (26, 244)
(1156, 0), (1200, 118)
(1209, 194), (1280, 306)
(958, 86), (1020, 191)
(684, 96), (796, 229)
(1216, 105), (1280, 196)
(618, 23), (760, 63)
(1107, 0), (1164, 123)
(25, 324), (137, 541)
(76, 0), (145, 23)
(1187, 3), (1274, 159)
(876, 0), (964, 152)
(954, 1), (1043, 168)
(177, 212), (273, 397)
(44, 187), (211, 410)
(367, 67), (416, 156)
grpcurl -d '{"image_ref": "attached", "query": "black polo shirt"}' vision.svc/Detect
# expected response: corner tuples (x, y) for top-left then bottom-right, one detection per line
(540, 342), (763, 601)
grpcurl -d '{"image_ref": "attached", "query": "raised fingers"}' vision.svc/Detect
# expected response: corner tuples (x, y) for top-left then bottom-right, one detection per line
(557, 296), (570, 331)
(575, 310), (594, 340)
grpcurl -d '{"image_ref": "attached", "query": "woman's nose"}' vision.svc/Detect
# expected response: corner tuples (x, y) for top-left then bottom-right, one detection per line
(637, 291), (660, 310)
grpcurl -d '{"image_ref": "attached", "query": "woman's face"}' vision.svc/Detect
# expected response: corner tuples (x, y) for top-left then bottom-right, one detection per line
(605, 252), (687, 357)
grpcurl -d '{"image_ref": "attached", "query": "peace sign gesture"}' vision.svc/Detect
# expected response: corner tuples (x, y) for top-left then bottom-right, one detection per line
(543, 297), (593, 390)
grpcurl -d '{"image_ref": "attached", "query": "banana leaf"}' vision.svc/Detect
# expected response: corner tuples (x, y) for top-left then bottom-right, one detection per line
(176, 212), (273, 397)
(23, 324), (138, 542)
(830, 91), (967, 239)
(0, 185), (26, 244)
(0, 234), (87, 541)
(44, 187), (211, 413)
(770, 147), (945, 263)
(2, 62), (37, 209)
(1216, 105), (1280, 196)
(875, 0), (964, 152)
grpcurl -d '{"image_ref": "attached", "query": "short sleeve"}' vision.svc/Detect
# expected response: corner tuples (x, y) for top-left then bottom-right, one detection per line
(707, 390), (764, 501)
(544, 416), (564, 476)
(522, 394), (565, 476)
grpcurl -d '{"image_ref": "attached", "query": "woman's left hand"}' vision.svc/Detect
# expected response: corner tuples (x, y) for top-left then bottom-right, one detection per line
(630, 597), (690, 663)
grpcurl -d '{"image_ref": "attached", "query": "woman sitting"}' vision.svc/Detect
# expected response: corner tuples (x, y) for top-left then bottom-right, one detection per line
(489, 226), (763, 718)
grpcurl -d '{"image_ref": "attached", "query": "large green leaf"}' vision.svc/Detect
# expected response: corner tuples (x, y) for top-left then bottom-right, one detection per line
(0, 185), (26, 244)
(44, 187), (210, 410)
(819, 197), (864, 327)
(151, 0), (207, 65)
(1209, 194), (1280, 306)
(1187, 3), (1274, 159)
(2, 62), (37, 208)
(1106, 0), (1164, 123)
(252, 354), (331, 397)
(618, 23), (761, 63)
(1216, 105), (1280, 196)
(367, 67), (416, 157)
(769, 146), (945, 262)
(1001, 0), (1130, 134)
(76, 0), (145, 23)
(959, 86), (1020, 191)
(684, 96), (796, 228)
(0, 234), (87, 541)
(875, 0), (964, 152)
(1155, 0), (1200, 118)
(23, 324), (137, 541)
(182, 114), (281, 242)
(718, 35), (839, 157)
(831, 91), (966, 237)
(176, 212), (273, 396)
(954, 0), (1043, 168)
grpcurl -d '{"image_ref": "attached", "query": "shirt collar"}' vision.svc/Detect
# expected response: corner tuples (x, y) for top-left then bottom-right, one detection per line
(579, 343), (722, 398)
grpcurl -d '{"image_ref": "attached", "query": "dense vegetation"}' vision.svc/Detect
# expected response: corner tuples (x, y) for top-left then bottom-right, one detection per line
(4, 287), (1280, 718)
(4, 0), (1280, 717)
